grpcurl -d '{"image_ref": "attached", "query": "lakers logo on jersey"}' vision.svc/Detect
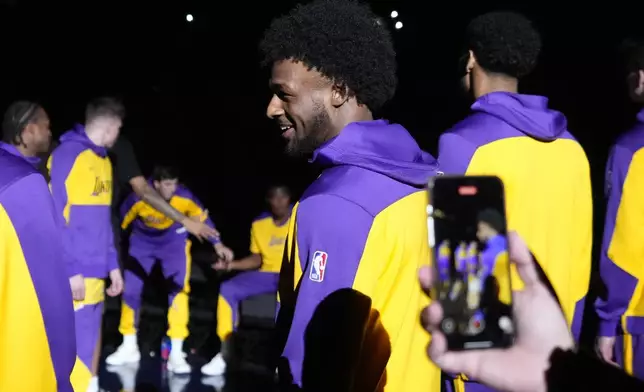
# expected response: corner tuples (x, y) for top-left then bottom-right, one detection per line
(91, 177), (112, 196)
(269, 235), (286, 246)
(143, 215), (169, 225)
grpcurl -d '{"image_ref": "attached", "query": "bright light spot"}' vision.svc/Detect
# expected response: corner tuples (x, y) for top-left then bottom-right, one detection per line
(395, 21), (403, 29)
(390, 11), (398, 18)
(186, 14), (194, 22)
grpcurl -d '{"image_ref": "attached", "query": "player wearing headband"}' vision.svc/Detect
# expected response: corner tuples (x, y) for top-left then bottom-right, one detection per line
(0, 101), (76, 391)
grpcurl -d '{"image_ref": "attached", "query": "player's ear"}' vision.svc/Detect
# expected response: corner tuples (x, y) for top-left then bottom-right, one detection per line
(466, 50), (476, 73)
(330, 83), (350, 108)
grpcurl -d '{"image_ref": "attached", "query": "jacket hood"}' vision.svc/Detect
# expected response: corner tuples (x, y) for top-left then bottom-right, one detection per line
(472, 92), (567, 142)
(310, 120), (439, 187)
(59, 124), (108, 157)
(0, 141), (41, 167)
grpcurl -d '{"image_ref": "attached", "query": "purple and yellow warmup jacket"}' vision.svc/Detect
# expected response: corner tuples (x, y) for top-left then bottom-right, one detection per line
(120, 183), (219, 245)
(276, 120), (441, 392)
(0, 143), (76, 391)
(596, 108), (644, 339)
(48, 124), (118, 279)
(438, 92), (592, 341)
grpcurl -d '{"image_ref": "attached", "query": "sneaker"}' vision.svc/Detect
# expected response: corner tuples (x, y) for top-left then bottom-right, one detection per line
(105, 343), (141, 366)
(201, 353), (226, 376)
(167, 354), (191, 375)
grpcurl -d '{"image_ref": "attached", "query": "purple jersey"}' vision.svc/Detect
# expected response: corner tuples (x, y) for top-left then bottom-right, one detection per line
(437, 241), (451, 281)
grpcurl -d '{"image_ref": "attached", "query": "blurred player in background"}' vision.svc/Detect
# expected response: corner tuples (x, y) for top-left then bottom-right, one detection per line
(106, 165), (232, 374)
(596, 38), (644, 380)
(108, 133), (219, 253)
(436, 240), (451, 298)
(201, 185), (292, 377)
(437, 12), (592, 392)
(48, 97), (125, 392)
(0, 101), (77, 391)
(475, 209), (510, 305)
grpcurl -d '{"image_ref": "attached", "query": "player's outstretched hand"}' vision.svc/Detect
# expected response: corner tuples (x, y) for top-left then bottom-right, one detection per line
(183, 209), (220, 242)
(419, 231), (574, 392)
(212, 260), (231, 272)
(214, 243), (234, 262)
(69, 274), (85, 301)
(107, 268), (124, 297)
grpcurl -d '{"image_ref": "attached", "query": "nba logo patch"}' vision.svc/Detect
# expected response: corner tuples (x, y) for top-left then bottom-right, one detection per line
(309, 251), (328, 282)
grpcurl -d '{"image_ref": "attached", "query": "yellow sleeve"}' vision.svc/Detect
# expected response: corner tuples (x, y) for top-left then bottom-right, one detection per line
(120, 199), (141, 230)
(250, 224), (260, 254)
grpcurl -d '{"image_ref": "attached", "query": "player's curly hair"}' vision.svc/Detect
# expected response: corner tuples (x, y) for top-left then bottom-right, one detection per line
(465, 11), (541, 78)
(620, 38), (644, 74)
(259, 0), (397, 112)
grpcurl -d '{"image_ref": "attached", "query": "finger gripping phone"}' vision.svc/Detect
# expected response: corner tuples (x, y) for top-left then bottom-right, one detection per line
(427, 175), (515, 350)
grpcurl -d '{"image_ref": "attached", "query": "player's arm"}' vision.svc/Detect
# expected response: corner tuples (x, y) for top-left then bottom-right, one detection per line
(183, 190), (236, 263)
(119, 192), (141, 231)
(289, 195), (374, 390)
(47, 152), (82, 279)
(437, 132), (477, 175)
(114, 137), (218, 240)
(595, 145), (644, 338)
(182, 191), (222, 245)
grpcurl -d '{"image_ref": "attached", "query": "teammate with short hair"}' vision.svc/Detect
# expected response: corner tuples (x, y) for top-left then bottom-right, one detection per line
(0, 101), (77, 391)
(201, 185), (292, 377)
(48, 97), (126, 392)
(596, 38), (644, 380)
(260, 1), (441, 390)
(106, 165), (233, 374)
(437, 12), (592, 392)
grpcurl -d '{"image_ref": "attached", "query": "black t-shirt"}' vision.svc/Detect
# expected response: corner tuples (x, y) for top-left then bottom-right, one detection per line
(108, 136), (142, 224)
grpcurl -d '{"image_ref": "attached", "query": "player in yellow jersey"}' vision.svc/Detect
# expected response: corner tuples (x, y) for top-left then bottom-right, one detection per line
(201, 185), (291, 377)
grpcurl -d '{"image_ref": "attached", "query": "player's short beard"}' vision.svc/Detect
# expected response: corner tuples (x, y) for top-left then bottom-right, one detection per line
(285, 101), (333, 158)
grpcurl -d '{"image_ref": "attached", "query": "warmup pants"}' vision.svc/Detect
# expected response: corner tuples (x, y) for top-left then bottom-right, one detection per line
(616, 333), (644, 380)
(119, 239), (192, 340)
(217, 271), (279, 341)
(70, 278), (105, 392)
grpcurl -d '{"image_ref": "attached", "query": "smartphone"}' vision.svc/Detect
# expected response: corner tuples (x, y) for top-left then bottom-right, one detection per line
(427, 175), (514, 350)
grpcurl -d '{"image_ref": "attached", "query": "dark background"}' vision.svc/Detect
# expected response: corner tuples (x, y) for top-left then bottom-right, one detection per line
(1, 0), (643, 344)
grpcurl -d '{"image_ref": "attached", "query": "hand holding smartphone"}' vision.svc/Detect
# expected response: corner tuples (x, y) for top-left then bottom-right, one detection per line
(427, 175), (515, 350)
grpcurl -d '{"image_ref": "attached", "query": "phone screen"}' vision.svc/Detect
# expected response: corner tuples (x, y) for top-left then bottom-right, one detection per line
(427, 175), (514, 350)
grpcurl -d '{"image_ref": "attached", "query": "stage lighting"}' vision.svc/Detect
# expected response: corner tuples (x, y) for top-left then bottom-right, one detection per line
(395, 21), (403, 29)
(390, 11), (398, 18)
(186, 14), (194, 22)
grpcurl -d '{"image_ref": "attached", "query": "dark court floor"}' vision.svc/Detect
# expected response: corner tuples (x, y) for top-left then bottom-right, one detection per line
(99, 254), (279, 391)
(98, 353), (278, 392)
